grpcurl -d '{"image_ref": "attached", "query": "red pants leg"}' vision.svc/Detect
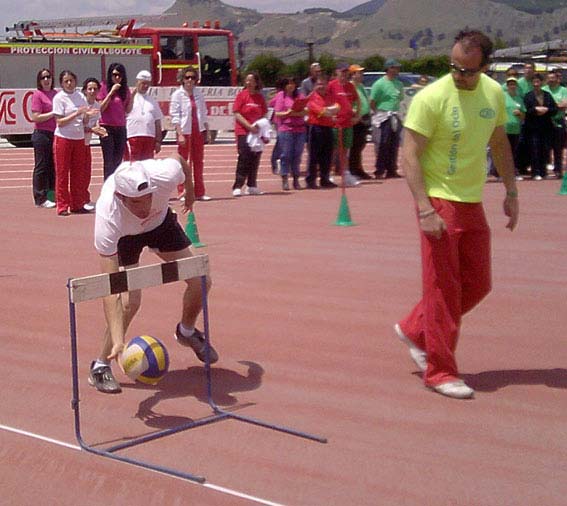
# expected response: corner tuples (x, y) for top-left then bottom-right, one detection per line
(399, 198), (491, 386)
(189, 132), (205, 198)
(54, 136), (71, 214)
(128, 136), (155, 161)
(81, 144), (92, 205)
(68, 139), (88, 211)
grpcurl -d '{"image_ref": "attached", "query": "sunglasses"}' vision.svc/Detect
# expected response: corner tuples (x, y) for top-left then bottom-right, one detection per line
(112, 72), (122, 77)
(450, 63), (482, 77)
(184, 75), (197, 80)
(41, 75), (52, 79)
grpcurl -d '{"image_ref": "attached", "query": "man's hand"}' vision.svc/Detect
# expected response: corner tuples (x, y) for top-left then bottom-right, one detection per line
(107, 342), (124, 362)
(503, 195), (519, 231)
(419, 211), (446, 239)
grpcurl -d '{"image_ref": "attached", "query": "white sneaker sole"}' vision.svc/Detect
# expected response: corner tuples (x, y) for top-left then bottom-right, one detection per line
(430, 381), (474, 399)
(394, 323), (427, 372)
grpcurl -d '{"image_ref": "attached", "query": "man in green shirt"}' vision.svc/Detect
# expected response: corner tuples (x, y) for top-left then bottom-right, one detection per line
(517, 62), (535, 97)
(543, 69), (567, 178)
(503, 77), (526, 179)
(370, 58), (404, 179)
(348, 64), (372, 180)
(396, 30), (519, 399)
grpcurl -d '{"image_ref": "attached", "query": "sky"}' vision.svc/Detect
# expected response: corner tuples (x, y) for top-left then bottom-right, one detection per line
(0, 1), (364, 35)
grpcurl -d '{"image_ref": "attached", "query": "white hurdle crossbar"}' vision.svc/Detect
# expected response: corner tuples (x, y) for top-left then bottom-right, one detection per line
(67, 255), (326, 484)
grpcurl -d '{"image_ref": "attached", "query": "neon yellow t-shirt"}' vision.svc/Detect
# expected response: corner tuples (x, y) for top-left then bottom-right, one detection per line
(404, 73), (506, 203)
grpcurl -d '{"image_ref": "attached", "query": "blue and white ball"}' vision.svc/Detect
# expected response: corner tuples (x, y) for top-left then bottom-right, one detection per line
(121, 335), (169, 385)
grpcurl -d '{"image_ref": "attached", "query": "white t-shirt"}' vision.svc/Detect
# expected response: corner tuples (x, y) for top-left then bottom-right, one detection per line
(94, 158), (185, 256)
(83, 99), (101, 146)
(53, 90), (87, 140)
(126, 92), (164, 138)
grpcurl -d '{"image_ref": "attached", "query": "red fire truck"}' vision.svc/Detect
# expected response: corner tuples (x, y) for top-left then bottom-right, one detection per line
(0, 15), (240, 145)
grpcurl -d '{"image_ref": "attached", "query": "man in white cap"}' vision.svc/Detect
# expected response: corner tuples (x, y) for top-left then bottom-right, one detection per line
(126, 70), (163, 161)
(89, 154), (217, 393)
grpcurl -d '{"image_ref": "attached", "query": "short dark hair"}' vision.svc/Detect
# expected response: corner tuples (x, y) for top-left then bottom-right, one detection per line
(454, 30), (493, 67)
(533, 72), (544, 81)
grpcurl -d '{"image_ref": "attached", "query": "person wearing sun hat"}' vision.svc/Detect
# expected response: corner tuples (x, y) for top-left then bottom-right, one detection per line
(126, 69), (163, 162)
(370, 58), (404, 179)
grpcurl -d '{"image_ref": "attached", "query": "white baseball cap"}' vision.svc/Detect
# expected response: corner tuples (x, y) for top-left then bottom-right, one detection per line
(136, 70), (152, 82)
(114, 161), (158, 197)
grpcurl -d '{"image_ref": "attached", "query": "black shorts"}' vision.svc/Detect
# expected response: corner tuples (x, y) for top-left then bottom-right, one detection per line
(117, 208), (191, 266)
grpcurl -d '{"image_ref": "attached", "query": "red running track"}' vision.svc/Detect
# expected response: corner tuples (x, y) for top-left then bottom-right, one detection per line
(1, 140), (566, 505)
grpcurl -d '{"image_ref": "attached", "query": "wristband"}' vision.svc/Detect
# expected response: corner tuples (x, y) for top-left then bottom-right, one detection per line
(506, 190), (518, 198)
(418, 209), (436, 219)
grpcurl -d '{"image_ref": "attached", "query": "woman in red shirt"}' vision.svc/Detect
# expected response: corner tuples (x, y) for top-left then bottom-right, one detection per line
(232, 72), (268, 196)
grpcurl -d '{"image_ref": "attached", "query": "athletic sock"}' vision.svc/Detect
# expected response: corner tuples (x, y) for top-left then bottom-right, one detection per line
(93, 359), (109, 370)
(179, 322), (195, 337)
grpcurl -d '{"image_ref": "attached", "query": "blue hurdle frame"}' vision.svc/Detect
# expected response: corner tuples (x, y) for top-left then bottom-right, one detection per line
(68, 257), (327, 484)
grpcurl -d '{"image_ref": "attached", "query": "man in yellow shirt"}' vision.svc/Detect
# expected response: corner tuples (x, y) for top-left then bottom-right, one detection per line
(395, 30), (519, 399)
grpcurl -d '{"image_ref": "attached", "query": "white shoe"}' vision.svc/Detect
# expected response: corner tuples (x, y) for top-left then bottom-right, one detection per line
(534, 175), (543, 181)
(83, 202), (95, 212)
(343, 171), (360, 187)
(394, 323), (427, 372)
(245, 186), (263, 195)
(232, 188), (242, 197)
(198, 195), (212, 201)
(431, 380), (474, 399)
(515, 175), (524, 181)
(38, 199), (56, 209)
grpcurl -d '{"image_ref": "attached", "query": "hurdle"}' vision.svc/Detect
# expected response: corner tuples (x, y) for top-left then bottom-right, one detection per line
(68, 255), (327, 483)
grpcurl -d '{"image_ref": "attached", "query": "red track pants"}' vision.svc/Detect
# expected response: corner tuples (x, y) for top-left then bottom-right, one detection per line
(54, 136), (88, 214)
(128, 136), (155, 161)
(399, 198), (492, 386)
(177, 132), (205, 198)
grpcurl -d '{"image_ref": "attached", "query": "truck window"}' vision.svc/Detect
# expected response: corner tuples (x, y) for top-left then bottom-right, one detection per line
(160, 36), (194, 60)
(198, 35), (231, 86)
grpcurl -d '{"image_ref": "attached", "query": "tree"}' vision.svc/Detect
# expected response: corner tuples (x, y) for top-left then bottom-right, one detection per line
(245, 53), (286, 87)
(361, 54), (385, 71)
(318, 53), (338, 76)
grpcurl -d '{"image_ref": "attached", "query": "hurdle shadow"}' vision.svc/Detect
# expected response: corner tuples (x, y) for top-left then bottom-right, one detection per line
(124, 361), (264, 430)
(461, 368), (567, 392)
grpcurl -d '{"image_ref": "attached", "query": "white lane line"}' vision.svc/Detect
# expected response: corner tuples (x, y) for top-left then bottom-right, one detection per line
(0, 422), (287, 506)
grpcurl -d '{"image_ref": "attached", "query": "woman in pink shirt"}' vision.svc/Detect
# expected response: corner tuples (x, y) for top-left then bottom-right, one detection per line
(273, 76), (306, 190)
(98, 63), (131, 180)
(31, 68), (57, 208)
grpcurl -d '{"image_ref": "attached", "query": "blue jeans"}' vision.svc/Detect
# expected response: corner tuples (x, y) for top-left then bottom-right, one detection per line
(278, 131), (306, 176)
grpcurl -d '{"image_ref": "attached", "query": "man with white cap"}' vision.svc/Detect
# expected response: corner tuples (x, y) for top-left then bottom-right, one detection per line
(89, 154), (217, 393)
(126, 70), (163, 161)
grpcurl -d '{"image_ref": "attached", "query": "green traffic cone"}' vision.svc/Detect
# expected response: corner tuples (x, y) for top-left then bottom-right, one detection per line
(185, 211), (206, 248)
(558, 172), (567, 195)
(334, 194), (355, 227)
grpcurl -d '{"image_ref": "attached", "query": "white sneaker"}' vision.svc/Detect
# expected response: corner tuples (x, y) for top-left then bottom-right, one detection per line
(394, 323), (427, 372)
(343, 171), (360, 187)
(198, 195), (212, 201)
(38, 199), (56, 209)
(83, 202), (95, 212)
(431, 380), (474, 399)
(534, 175), (543, 181)
(232, 188), (242, 197)
(515, 175), (524, 181)
(245, 186), (263, 195)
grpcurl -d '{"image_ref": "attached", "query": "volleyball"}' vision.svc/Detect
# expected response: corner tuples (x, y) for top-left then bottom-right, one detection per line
(120, 335), (169, 385)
